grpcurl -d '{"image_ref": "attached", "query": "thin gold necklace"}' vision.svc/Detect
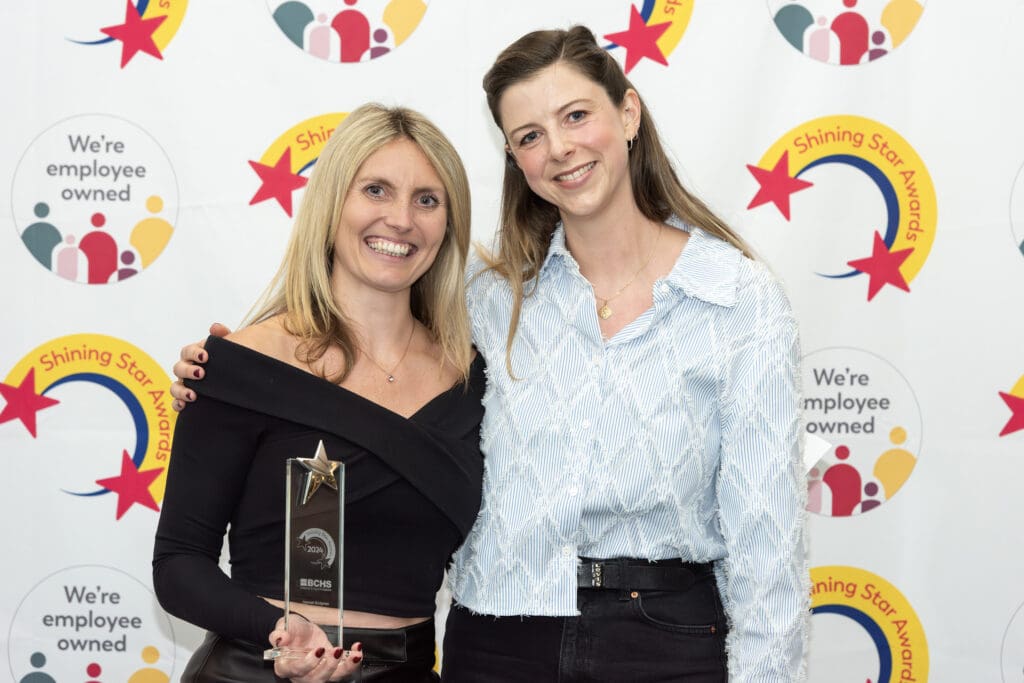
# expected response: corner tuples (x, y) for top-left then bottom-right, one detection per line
(359, 322), (416, 383)
(593, 226), (661, 320)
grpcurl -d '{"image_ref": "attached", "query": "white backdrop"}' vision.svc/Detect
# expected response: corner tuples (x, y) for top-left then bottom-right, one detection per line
(2, 2), (1024, 681)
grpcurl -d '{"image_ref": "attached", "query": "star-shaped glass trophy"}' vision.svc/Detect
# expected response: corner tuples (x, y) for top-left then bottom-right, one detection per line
(263, 440), (345, 660)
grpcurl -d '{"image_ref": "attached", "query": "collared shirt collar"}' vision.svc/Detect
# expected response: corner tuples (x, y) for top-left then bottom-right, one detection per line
(539, 215), (743, 308)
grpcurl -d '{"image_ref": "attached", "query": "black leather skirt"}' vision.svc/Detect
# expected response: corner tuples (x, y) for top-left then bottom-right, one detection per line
(181, 618), (438, 682)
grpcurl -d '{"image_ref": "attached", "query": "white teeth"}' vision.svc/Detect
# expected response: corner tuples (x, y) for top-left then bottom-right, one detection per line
(366, 239), (411, 257)
(556, 162), (595, 182)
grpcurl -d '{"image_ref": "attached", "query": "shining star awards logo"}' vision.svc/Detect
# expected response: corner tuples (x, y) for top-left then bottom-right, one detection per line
(66, 0), (188, 68)
(747, 115), (936, 301)
(809, 566), (928, 682)
(12, 114), (178, 285)
(804, 347), (922, 516)
(268, 0), (430, 62)
(7, 565), (176, 681)
(602, 1), (693, 74)
(998, 374), (1024, 438)
(0, 334), (175, 520)
(768, 0), (926, 65)
(249, 113), (348, 217)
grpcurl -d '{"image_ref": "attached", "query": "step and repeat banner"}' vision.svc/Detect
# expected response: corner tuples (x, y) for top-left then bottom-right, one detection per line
(2, 2), (1023, 681)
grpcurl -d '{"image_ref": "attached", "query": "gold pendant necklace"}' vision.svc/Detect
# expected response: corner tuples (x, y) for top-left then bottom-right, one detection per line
(593, 226), (661, 320)
(359, 322), (416, 383)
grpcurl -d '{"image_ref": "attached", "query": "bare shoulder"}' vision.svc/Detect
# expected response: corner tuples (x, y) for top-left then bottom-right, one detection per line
(226, 315), (300, 366)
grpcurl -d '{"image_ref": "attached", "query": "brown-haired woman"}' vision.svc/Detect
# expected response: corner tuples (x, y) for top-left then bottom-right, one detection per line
(440, 26), (807, 682)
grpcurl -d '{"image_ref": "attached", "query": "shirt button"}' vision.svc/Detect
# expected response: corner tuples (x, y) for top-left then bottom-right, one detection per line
(562, 545), (573, 557)
(591, 354), (601, 365)
(567, 486), (578, 497)
(580, 419), (591, 430)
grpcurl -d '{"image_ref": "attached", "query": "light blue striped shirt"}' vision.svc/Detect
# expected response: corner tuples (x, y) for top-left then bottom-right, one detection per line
(448, 218), (809, 681)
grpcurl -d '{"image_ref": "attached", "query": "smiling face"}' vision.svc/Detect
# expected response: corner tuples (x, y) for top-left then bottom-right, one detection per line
(499, 62), (640, 224)
(330, 137), (448, 299)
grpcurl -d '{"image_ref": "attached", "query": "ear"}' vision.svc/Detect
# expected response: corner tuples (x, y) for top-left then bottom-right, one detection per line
(621, 89), (641, 138)
(504, 144), (519, 169)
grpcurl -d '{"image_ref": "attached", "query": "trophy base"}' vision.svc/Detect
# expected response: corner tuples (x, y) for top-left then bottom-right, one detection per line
(263, 646), (352, 661)
(263, 646), (311, 661)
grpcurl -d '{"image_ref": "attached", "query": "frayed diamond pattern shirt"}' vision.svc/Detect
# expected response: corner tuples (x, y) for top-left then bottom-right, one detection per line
(448, 218), (809, 682)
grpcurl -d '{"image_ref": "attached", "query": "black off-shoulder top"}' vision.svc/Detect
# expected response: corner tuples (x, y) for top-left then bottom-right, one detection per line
(152, 336), (485, 645)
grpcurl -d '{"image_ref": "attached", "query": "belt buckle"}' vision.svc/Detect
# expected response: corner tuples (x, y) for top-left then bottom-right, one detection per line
(591, 562), (603, 588)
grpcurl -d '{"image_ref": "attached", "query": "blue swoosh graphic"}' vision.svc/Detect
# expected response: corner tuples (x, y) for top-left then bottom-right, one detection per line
(43, 373), (148, 497)
(812, 603), (892, 683)
(796, 154), (900, 279)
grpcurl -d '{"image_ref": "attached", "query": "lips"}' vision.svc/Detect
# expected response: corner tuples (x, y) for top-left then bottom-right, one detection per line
(554, 161), (595, 182)
(366, 237), (414, 257)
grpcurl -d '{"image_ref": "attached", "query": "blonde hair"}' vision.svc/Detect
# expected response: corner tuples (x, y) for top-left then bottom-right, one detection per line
(480, 26), (752, 372)
(247, 103), (473, 382)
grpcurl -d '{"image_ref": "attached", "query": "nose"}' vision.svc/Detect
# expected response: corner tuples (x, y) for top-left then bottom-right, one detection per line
(549, 129), (574, 160)
(384, 198), (414, 232)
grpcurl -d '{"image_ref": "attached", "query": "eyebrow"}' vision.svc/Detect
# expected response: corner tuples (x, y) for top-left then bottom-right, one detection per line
(506, 98), (594, 138)
(354, 176), (445, 196)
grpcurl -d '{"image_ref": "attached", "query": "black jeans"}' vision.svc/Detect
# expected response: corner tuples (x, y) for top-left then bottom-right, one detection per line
(442, 575), (728, 682)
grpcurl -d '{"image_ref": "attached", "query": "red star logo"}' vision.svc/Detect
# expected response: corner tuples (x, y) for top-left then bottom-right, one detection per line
(248, 147), (308, 216)
(0, 368), (60, 438)
(603, 5), (671, 74)
(746, 150), (814, 220)
(847, 231), (914, 301)
(998, 391), (1024, 437)
(95, 450), (164, 520)
(100, 0), (167, 69)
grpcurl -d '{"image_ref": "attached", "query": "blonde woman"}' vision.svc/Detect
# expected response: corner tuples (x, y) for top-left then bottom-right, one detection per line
(153, 103), (483, 683)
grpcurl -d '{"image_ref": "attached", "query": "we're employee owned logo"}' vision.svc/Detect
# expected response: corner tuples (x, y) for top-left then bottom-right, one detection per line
(268, 0), (430, 63)
(803, 347), (921, 517)
(12, 114), (177, 285)
(768, 0), (925, 65)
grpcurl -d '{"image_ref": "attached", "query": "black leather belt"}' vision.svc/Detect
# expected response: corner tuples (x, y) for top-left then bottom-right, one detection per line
(576, 558), (713, 591)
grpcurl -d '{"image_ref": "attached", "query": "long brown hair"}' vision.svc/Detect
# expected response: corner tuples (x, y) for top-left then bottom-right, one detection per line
(246, 103), (473, 383)
(480, 26), (752, 371)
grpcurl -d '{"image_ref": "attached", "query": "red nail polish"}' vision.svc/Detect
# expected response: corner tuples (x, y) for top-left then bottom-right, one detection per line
(275, 637), (282, 646)
(192, 368), (201, 378)
(314, 647), (325, 658)
(199, 352), (207, 362)
(333, 648), (343, 659)
(351, 654), (363, 664)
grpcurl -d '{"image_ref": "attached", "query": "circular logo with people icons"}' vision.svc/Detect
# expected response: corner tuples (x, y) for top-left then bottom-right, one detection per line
(6, 565), (176, 681)
(803, 347), (922, 516)
(11, 114), (177, 285)
(767, 0), (926, 65)
(267, 0), (430, 62)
